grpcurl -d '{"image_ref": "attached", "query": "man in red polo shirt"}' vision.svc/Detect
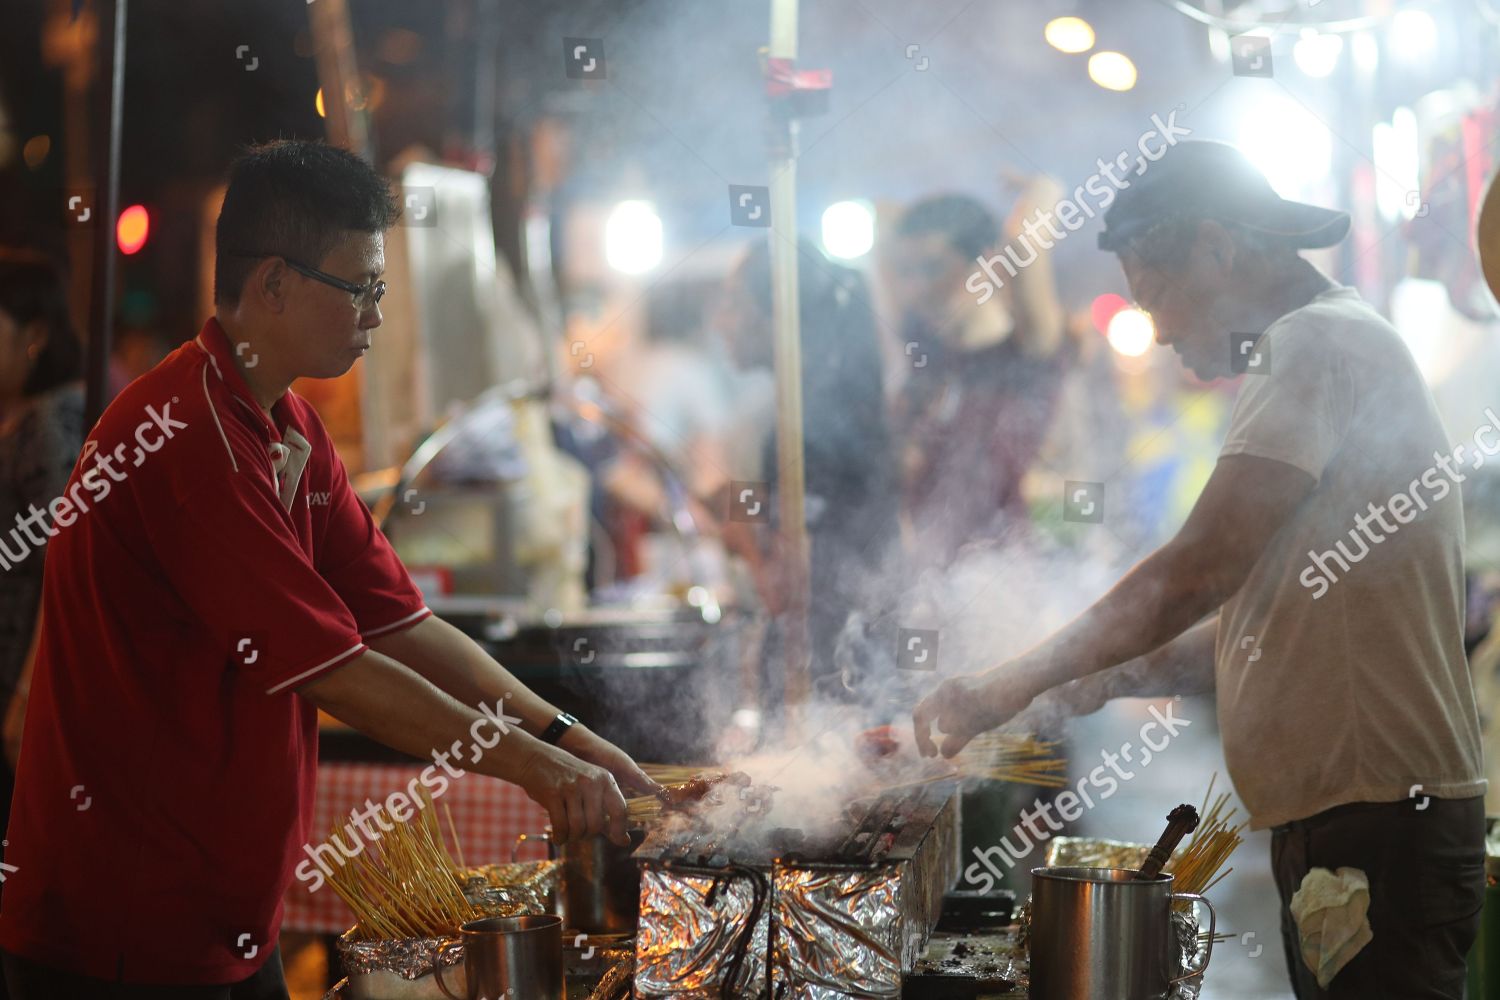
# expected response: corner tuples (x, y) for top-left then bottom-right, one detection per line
(0, 140), (655, 998)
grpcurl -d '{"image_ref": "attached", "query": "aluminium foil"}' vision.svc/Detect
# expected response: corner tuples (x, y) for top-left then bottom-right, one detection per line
(635, 866), (772, 998)
(771, 787), (959, 999)
(635, 784), (958, 999)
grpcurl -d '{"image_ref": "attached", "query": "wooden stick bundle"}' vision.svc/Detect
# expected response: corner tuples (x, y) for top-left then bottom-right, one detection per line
(626, 768), (722, 825)
(878, 734), (1070, 793)
(325, 787), (478, 941)
(956, 733), (1070, 788)
(629, 732), (1069, 829)
(626, 794), (667, 825)
(640, 764), (707, 785)
(1165, 773), (1245, 909)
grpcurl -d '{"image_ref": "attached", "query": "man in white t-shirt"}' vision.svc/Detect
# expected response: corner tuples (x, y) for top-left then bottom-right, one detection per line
(913, 140), (1486, 998)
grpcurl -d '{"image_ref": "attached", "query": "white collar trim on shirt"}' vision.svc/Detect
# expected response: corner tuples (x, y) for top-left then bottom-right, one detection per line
(272, 428), (313, 513)
(199, 365), (239, 473)
(194, 335), (225, 382)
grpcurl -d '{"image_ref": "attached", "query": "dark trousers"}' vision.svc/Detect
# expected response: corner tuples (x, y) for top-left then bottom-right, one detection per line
(2, 945), (288, 1000)
(1271, 795), (1485, 998)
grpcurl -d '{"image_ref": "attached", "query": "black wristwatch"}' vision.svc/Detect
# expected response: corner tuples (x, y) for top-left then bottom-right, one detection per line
(539, 712), (578, 745)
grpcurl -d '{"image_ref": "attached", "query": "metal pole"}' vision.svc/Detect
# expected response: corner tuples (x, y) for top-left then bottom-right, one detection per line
(308, 0), (370, 160)
(472, 0), (499, 163)
(769, 0), (810, 736)
(83, 0), (125, 426)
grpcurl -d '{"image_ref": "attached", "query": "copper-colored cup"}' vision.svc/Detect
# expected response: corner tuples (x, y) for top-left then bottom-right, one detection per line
(434, 914), (564, 1000)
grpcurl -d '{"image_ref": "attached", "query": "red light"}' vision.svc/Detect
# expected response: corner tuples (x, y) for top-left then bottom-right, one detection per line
(117, 204), (149, 255)
(1090, 293), (1129, 335)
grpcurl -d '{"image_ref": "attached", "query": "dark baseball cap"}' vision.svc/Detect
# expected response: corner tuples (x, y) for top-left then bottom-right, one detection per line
(1097, 139), (1350, 253)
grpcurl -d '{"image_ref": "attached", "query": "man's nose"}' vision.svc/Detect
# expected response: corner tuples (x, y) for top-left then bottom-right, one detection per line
(360, 303), (383, 329)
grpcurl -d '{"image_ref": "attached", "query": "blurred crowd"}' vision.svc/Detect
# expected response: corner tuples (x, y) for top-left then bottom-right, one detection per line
(555, 176), (1246, 709)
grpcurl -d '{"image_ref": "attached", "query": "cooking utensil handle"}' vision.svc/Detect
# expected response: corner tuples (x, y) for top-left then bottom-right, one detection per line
(432, 939), (465, 1000)
(1168, 891), (1217, 984)
(512, 831), (555, 862)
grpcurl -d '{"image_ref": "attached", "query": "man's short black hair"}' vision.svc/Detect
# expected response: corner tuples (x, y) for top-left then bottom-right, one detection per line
(214, 140), (400, 305)
(895, 194), (998, 262)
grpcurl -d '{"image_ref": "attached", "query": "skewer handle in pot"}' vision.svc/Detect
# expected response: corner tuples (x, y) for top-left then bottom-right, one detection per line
(1136, 803), (1199, 881)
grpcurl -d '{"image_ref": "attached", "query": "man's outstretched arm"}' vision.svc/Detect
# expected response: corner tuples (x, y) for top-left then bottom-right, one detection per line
(368, 616), (658, 796)
(300, 649), (629, 845)
(915, 452), (1312, 757)
(1005, 616), (1218, 734)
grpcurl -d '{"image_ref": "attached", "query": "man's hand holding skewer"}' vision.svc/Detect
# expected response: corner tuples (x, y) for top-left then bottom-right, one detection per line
(559, 724), (661, 797)
(912, 665), (1040, 759)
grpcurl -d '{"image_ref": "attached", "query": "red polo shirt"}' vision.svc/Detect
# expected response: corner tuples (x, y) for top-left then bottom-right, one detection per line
(0, 319), (430, 983)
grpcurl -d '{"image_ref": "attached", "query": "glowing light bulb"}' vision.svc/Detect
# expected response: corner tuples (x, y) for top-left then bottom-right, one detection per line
(1045, 17), (1095, 54)
(1088, 51), (1137, 92)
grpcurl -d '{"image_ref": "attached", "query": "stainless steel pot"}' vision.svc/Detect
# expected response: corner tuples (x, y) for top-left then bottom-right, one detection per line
(434, 914), (563, 1000)
(513, 829), (643, 934)
(1029, 866), (1215, 1000)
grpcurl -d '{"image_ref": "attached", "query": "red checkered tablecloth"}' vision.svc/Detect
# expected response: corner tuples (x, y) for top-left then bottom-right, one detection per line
(282, 763), (550, 934)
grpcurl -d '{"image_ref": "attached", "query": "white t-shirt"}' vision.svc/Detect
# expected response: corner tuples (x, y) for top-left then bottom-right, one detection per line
(1214, 285), (1486, 830)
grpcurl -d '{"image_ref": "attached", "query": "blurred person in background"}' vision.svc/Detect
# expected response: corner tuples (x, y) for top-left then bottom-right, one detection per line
(884, 181), (1072, 882)
(0, 249), (84, 834)
(916, 140), (1485, 999)
(568, 279), (752, 587)
(713, 237), (899, 705)
(885, 176), (1069, 567)
(1028, 308), (1130, 533)
(108, 326), (174, 398)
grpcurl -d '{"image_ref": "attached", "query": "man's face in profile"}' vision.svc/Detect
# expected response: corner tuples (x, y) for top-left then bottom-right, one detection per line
(1120, 235), (1236, 381)
(277, 230), (386, 380)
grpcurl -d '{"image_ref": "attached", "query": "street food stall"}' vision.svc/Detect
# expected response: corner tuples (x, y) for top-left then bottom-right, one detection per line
(11, 0), (1500, 997)
(263, 1), (1500, 995)
(310, 725), (1240, 999)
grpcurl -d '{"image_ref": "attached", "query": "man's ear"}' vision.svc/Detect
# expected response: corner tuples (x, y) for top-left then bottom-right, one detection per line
(253, 257), (289, 314)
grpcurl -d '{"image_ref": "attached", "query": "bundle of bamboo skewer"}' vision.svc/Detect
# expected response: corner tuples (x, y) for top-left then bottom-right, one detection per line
(640, 764), (707, 786)
(626, 766), (728, 826)
(626, 793), (669, 826)
(627, 733), (1069, 827)
(954, 732), (1070, 788)
(325, 789), (479, 941)
(874, 732), (1070, 793)
(1164, 773), (1245, 910)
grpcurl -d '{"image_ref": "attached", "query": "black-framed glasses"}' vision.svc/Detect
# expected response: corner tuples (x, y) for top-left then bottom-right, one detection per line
(226, 251), (386, 311)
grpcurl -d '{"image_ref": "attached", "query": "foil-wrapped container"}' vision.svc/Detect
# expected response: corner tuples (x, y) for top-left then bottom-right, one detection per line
(1042, 836), (1150, 870)
(339, 861), (559, 1000)
(771, 867), (908, 999)
(337, 932), (462, 1000)
(635, 783), (958, 999)
(466, 859), (560, 916)
(771, 791), (959, 999)
(635, 867), (772, 998)
(1171, 908), (1207, 1000)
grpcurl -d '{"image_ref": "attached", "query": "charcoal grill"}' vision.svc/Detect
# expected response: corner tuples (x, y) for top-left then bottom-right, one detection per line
(634, 781), (960, 999)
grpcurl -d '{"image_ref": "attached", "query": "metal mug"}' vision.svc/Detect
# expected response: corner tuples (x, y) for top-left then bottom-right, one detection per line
(1028, 866), (1215, 1000)
(434, 914), (564, 1000)
(512, 829), (643, 934)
